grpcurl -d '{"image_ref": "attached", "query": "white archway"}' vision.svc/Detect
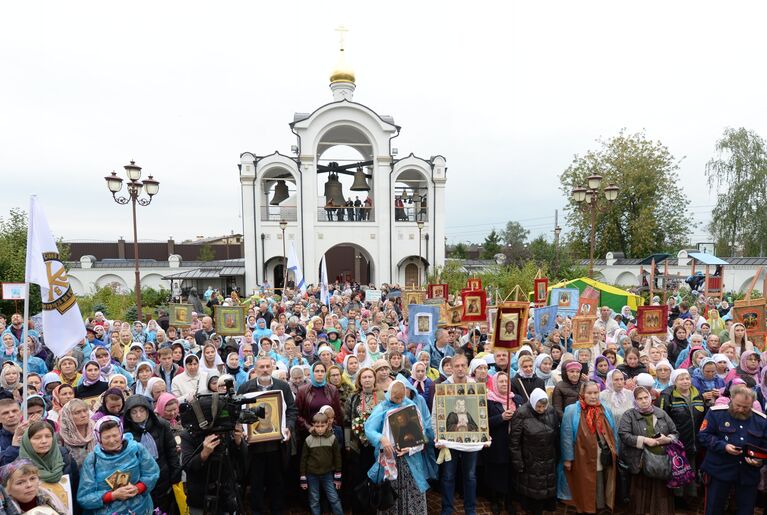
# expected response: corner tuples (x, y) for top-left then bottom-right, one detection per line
(96, 274), (129, 293)
(615, 271), (637, 287)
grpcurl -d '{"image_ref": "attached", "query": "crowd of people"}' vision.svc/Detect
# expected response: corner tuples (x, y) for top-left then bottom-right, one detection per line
(0, 282), (766, 514)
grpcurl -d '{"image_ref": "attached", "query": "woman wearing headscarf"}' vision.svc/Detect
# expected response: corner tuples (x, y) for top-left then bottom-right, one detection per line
(353, 342), (372, 369)
(296, 361), (344, 439)
(658, 368), (704, 506)
(552, 360), (585, 419)
(616, 347), (648, 386)
(123, 394), (182, 515)
(591, 355), (612, 391)
(510, 354), (544, 406)
(600, 369), (633, 424)
(0, 459), (68, 514)
(154, 392), (183, 441)
(666, 325), (689, 366)
(653, 359), (673, 391)
(364, 380), (430, 515)
(198, 342), (224, 377)
(416, 350), (440, 381)
(75, 360), (109, 401)
(435, 356), (453, 384)
(712, 353), (731, 381)
(618, 386), (678, 515)
(558, 381), (620, 514)
(58, 398), (96, 466)
(341, 354), (359, 387)
(707, 307), (726, 335)
(224, 351), (248, 389)
(728, 349), (761, 384)
(130, 361), (155, 398)
(327, 364), (354, 412)
(620, 306), (635, 326)
(483, 371), (516, 514)
(509, 387), (558, 515)
(692, 357), (724, 409)
(55, 355), (81, 387)
(728, 322), (752, 356)
(77, 416), (160, 515)
(171, 354), (204, 402)
(91, 387), (125, 422)
(533, 353), (556, 392)
(13, 420), (79, 491)
(18, 334), (48, 375)
(252, 318), (272, 340)
(48, 383), (75, 423)
(345, 366), (383, 514)
(409, 361), (435, 412)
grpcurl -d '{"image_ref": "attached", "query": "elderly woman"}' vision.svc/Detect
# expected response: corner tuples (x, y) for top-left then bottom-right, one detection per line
(600, 369), (633, 424)
(553, 360), (586, 419)
(659, 368), (704, 506)
(59, 398), (96, 466)
(364, 380), (430, 515)
(692, 357), (724, 409)
(0, 459), (68, 513)
(559, 381), (619, 514)
(618, 386), (678, 515)
(653, 359), (673, 391)
(510, 388), (558, 515)
(77, 416), (160, 515)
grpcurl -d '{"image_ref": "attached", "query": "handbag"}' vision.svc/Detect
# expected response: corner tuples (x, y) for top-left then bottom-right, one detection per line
(354, 451), (398, 511)
(640, 447), (671, 479)
(597, 433), (613, 467)
(666, 439), (695, 488)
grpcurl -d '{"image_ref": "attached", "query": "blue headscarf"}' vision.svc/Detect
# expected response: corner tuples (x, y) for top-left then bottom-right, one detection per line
(310, 361), (327, 388)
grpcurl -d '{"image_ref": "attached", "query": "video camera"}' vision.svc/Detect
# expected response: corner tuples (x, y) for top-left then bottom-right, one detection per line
(179, 377), (261, 435)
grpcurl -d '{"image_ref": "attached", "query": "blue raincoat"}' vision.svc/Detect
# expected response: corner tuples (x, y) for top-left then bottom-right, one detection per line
(77, 433), (160, 515)
(364, 381), (432, 493)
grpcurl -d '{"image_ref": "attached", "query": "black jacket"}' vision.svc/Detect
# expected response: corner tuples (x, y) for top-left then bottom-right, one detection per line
(123, 395), (182, 497)
(510, 375), (545, 407)
(659, 386), (705, 456)
(483, 400), (510, 464)
(509, 402), (559, 500)
(618, 407), (679, 475)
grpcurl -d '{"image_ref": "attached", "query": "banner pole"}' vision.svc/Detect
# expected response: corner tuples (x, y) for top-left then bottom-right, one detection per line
(21, 283), (29, 420)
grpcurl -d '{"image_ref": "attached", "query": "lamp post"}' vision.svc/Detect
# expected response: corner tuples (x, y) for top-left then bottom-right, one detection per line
(279, 220), (288, 292)
(104, 161), (160, 320)
(571, 175), (619, 278)
(417, 220), (424, 287)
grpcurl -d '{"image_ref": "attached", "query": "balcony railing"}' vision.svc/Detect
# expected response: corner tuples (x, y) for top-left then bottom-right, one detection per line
(395, 205), (428, 222)
(317, 205), (374, 222)
(260, 206), (298, 222)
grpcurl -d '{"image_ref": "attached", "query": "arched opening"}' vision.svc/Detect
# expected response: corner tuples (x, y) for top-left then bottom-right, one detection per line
(393, 169), (428, 222)
(261, 166), (297, 222)
(274, 264), (285, 290)
(316, 125), (375, 222)
(405, 263), (418, 287)
(319, 243), (374, 284)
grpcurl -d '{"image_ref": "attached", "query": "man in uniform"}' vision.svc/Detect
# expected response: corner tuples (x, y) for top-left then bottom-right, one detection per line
(698, 385), (767, 515)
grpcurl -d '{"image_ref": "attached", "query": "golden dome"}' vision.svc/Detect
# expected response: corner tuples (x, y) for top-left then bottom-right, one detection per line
(330, 48), (355, 84)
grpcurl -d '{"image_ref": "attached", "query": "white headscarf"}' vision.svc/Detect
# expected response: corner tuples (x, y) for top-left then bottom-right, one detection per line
(670, 368), (690, 385)
(529, 388), (548, 409)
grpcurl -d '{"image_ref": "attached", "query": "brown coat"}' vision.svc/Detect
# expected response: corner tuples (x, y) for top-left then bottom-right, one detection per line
(564, 410), (618, 513)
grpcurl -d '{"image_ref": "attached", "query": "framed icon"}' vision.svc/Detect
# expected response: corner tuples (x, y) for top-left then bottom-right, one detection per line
(247, 390), (285, 443)
(636, 305), (669, 336)
(461, 289), (487, 322)
(533, 277), (548, 306)
(572, 315), (597, 348)
(493, 302), (529, 351)
(169, 303), (193, 327)
(214, 305), (247, 336)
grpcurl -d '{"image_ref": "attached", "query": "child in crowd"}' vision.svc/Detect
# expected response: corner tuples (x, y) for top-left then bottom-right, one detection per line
(300, 412), (343, 515)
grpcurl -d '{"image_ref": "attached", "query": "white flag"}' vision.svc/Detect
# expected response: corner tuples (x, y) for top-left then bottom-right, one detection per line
(319, 254), (329, 306)
(287, 243), (305, 292)
(25, 196), (85, 356)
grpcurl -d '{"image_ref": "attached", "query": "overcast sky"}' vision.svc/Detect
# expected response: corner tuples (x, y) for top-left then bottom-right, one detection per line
(2, 1), (765, 248)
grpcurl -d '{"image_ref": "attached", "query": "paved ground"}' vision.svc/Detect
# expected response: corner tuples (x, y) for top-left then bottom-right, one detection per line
(282, 490), (767, 514)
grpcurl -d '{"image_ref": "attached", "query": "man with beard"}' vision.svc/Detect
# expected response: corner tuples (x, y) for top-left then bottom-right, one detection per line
(238, 355), (298, 515)
(699, 385), (767, 515)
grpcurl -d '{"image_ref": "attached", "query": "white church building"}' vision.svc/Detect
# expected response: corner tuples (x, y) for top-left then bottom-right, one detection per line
(239, 43), (447, 293)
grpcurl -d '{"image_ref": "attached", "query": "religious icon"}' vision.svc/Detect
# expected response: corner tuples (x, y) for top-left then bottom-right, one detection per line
(465, 296), (481, 314)
(572, 315), (597, 348)
(499, 313), (518, 341)
(169, 303), (193, 327)
(214, 306), (247, 336)
(636, 305), (670, 336)
(558, 293), (570, 307)
(388, 405), (425, 449)
(416, 314), (431, 334)
(247, 391), (284, 443)
(446, 398), (479, 432)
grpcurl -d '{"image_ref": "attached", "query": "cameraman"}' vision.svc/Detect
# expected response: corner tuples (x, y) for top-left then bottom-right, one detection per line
(180, 411), (247, 514)
(238, 354), (298, 515)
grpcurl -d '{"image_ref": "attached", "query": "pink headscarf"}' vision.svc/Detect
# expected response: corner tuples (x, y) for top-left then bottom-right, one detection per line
(487, 372), (514, 412)
(154, 392), (178, 418)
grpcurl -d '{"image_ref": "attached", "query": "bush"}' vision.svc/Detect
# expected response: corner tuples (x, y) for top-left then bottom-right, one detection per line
(77, 286), (170, 321)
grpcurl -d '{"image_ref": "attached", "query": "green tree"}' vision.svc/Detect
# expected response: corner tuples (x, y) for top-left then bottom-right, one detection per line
(197, 243), (215, 261)
(706, 127), (767, 256)
(501, 221), (529, 247)
(0, 208), (70, 316)
(449, 243), (468, 259)
(481, 229), (502, 259)
(560, 130), (689, 259)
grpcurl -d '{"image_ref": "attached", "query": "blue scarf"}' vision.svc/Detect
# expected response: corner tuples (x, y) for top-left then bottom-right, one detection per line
(310, 363), (327, 387)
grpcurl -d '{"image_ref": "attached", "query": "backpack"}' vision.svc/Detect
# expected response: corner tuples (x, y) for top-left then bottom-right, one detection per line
(666, 439), (695, 488)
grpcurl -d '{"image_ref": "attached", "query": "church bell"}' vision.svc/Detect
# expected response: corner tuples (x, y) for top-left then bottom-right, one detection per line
(269, 180), (290, 205)
(324, 173), (345, 205)
(350, 166), (370, 191)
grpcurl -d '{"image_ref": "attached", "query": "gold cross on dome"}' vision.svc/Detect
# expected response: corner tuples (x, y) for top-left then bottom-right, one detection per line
(335, 25), (348, 51)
